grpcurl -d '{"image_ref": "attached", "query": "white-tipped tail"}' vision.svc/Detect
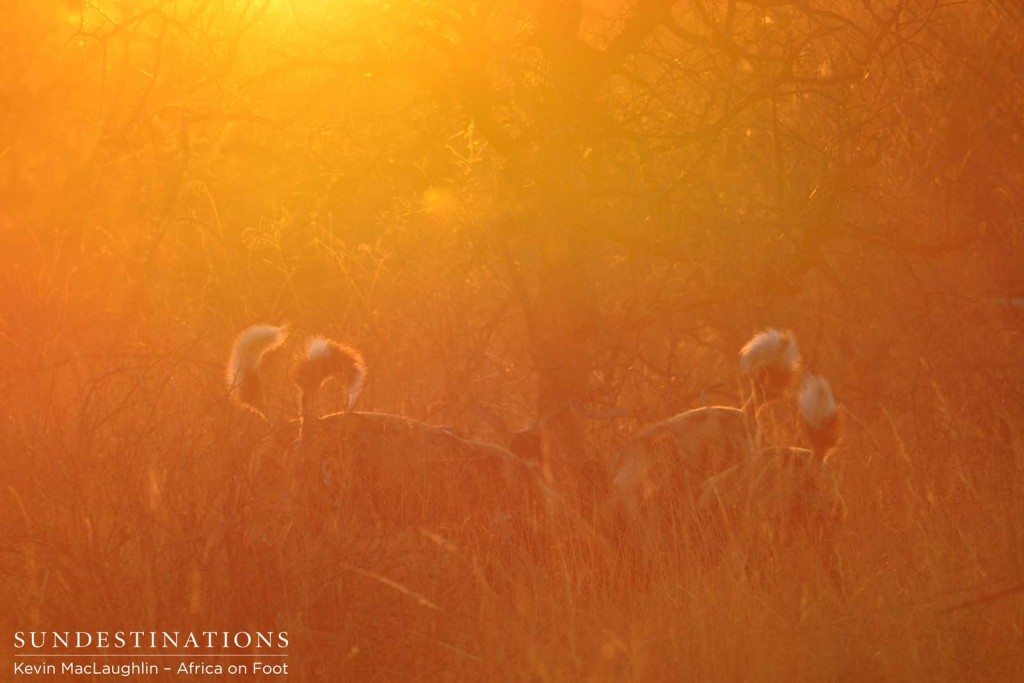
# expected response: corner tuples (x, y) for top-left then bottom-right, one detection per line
(798, 375), (837, 430)
(799, 375), (841, 458)
(294, 336), (367, 420)
(739, 328), (800, 375)
(347, 363), (366, 409)
(226, 324), (288, 412)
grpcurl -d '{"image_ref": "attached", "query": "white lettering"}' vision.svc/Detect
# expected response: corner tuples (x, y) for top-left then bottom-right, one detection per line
(254, 662), (289, 675)
(14, 662), (56, 675)
(177, 662), (223, 675)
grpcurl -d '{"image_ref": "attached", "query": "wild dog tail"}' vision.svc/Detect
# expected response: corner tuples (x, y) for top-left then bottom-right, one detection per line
(227, 324), (289, 417)
(293, 336), (367, 421)
(739, 328), (801, 377)
(798, 375), (841, 460)
(738, 328), (802, 445)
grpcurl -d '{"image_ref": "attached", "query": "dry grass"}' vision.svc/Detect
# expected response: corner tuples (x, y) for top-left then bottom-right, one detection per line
(1, 312), (1022, 681)
(2, 1), (1023, 680)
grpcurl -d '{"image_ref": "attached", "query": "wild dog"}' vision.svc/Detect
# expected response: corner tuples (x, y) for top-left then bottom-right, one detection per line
(608, 329), (801, 539)
(699, 375), (845, 591)
(226, 326), (561, 557)
(294, 338), (557, 541)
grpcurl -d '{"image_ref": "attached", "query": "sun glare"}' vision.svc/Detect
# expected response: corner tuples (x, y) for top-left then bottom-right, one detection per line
(422, 186), (458, 216)
(3, 0), (1022, 680)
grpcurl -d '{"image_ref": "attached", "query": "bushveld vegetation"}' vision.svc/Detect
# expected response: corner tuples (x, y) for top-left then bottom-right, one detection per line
(2, 0), (1023, 680)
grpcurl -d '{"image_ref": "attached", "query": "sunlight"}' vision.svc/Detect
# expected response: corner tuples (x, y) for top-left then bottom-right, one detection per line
(266, 0), (339, 25)
(4, 0), (1020, 679)
(422, 186), (459, 217)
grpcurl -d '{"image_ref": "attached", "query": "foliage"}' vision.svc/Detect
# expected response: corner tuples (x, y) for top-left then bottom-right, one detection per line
(2, 0), (1023, 680)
